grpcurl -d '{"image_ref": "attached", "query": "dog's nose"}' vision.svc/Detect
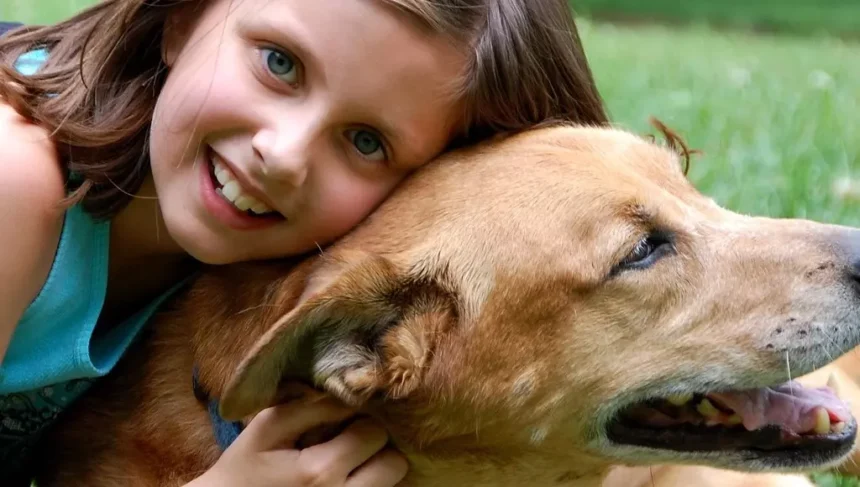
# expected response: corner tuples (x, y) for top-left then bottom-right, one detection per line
(849, 261), (860, 291)
(850, 260), (860, 286)
(835, 229), (860, 288)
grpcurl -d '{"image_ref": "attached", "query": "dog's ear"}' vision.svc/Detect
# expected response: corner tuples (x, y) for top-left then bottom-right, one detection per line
(219, 251), (455, 420)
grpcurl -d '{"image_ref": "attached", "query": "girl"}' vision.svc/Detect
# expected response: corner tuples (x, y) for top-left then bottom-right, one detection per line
(0, 0), (607, 485)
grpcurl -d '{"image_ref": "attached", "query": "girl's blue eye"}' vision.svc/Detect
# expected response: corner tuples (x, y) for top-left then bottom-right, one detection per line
(347, 129), (386, 161)
(261, 48), (298, 85)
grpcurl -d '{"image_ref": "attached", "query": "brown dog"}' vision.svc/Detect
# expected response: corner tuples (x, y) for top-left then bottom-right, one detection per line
(35, 125), (860, 486)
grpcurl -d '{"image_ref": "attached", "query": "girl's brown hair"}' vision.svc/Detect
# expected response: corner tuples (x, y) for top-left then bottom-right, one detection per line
(0, 0), (607, 220)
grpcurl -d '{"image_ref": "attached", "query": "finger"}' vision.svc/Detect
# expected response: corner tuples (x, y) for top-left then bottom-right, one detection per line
(239, 397), (355, 451)
(346, 449), (409, 487)
(301, 418), (389, 477)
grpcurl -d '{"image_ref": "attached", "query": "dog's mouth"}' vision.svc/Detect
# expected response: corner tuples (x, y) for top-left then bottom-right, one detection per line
(607, 380), (856, 462)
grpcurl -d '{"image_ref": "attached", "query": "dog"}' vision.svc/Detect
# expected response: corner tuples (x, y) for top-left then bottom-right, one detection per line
(34, 124), (860, 487)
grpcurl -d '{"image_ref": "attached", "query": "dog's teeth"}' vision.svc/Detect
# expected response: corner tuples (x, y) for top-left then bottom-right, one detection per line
(696, 398), (719, 418)
(827, 373), (841, 398)
(727, 414), (743, 425)
(814, 407), (831, 435)
(667, 393), (693, 406)
(832, 421), (846, 433)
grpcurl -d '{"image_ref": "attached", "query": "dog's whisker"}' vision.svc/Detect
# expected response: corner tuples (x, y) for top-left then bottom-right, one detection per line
(785, 352), (794, 397)
(822, 335), (837, 363)
(649, 466), (655, 487)
(235, 304), (287, 315)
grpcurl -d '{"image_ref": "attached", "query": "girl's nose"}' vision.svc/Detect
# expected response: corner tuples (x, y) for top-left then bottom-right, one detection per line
(251, 126), (314, 187)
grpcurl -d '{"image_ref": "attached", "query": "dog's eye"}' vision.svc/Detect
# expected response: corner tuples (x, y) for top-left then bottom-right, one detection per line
(617, 235), (673, 271)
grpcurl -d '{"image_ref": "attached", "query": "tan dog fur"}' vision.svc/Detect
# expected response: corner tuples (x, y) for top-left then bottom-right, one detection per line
(35, 125), (860, 487)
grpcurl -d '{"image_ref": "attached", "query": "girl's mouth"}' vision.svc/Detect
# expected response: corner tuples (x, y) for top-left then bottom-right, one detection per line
(199, 148), (286, 231)
(208, 152), (282, 219)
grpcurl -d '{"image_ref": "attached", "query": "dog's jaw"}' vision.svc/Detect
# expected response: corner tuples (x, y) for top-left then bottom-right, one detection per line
(599, 443), (854, 476)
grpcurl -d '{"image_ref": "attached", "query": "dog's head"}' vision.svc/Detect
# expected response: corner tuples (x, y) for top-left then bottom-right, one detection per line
(219, 125), (860, 485)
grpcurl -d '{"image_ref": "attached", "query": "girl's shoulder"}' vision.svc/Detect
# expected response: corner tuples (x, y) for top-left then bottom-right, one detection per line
(0, 99), (64, 208)
(0, 99), (66, 345)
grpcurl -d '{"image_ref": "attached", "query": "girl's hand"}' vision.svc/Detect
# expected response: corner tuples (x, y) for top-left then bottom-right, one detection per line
(187, 398), (408, 487)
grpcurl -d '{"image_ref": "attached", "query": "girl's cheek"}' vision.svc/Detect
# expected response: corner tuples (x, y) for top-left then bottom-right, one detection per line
(315, 180), (394, 239)
(158, 46), (261, 135)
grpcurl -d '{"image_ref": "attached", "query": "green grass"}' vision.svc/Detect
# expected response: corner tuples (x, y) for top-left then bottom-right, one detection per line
(2, 0), (95, 25)
(571, 0), (860, 37)
(5, 2), (860, 487)
(813, 472), (860, 487)
(9, 0), (860, 35)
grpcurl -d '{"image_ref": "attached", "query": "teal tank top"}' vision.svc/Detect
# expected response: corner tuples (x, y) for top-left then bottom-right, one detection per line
(0, 48), (186, 472)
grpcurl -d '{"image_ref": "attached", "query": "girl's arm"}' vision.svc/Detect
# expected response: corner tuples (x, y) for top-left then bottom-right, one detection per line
(0, 101), (65, 363)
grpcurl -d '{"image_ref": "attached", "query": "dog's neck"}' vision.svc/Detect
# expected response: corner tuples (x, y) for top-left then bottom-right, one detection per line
(188, 259), (315, 399)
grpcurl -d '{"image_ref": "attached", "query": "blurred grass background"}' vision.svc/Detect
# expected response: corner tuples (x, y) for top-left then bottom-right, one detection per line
(571, 0), (860, 38)
(3, 0), (860, 485)
(2, 0), (93, 24)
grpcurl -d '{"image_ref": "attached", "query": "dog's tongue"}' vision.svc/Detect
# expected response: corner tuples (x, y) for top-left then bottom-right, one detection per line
(709, 381), (850, 434)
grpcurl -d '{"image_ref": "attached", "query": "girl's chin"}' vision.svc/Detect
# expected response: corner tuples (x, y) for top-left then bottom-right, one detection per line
(164, 228), (246, 265)
(164, 214), (324, 264)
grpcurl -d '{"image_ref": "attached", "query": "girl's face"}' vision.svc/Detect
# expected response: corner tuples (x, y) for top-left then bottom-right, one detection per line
(149, 0), (466, 264)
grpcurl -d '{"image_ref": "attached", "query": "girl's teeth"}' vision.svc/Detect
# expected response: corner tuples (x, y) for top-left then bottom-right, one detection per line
(211, 154), (276, 215)
(233, 195), (255, 211)
(221, 181), (242, 201)
(215, 167), (231, 186)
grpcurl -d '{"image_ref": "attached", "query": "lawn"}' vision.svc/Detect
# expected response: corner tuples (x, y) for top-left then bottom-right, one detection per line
(571, 0), (860, 38)
(3, 1), (860, 486)
(2, 0), (94, 25)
